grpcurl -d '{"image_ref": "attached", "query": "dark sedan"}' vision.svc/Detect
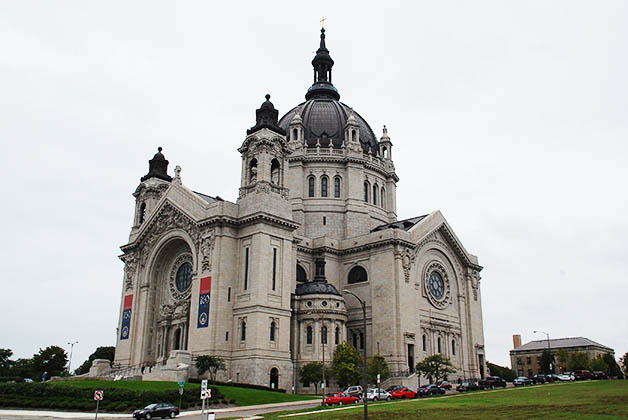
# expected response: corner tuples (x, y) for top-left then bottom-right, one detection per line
(456, 381), (484, 392)
(418, 384), (446, 397)
(133, 403), (179, 419)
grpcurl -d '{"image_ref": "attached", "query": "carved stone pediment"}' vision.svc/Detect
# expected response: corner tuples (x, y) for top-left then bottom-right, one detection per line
(137, 201), (201, 267)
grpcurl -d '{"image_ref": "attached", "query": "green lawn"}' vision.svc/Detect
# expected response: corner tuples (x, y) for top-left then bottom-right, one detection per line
(259, 381), (628, 420)
(52, 380), (316, 407)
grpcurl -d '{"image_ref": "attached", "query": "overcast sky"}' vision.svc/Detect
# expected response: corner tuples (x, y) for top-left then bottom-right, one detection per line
(1, 1), (627, 371)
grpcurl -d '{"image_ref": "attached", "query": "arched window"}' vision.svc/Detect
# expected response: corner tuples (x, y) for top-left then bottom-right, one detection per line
(437, 337), (442, 354)
(364, 181), (370, 202)
(321, 176), (328, 197)
(381, 188), (385, 209)
(308, 176), (315, 197)
(348, 266), (368, 284)
(335, 326), (340, 345)
(270, 159), (280, 185)
(351, 129), (356, 142)
(270, 367), (279, 389)
(270, 321), (276, 341)
(373, 184), (378, 206)
(306, 326), (313, 344)
(296, 264), (308, 283)
(249, 158), (258, 183)
(241, 320), (247, 341)
(382, 146), (387, 158)
(292, 128), (298, 141)
(321, 326), (327, 344)
(139, 202), (146, 224)
(334, 177), (341, 198)
(352, 332), (358, 348)
(452, 339), (456, 355)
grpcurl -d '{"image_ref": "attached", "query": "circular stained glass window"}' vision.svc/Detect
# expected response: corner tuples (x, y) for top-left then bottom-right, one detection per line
(175, 262), (193, 292)
(428, 271), (445, 300)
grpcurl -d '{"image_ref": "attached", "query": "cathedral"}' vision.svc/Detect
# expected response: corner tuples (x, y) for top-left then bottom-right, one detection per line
(112, 28), (486, 391)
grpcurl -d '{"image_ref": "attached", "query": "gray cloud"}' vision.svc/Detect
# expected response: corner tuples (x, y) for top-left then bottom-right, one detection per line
(1, 0), (626, 369)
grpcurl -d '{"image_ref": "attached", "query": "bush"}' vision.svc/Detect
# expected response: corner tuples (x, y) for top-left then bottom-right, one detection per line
(0, 382), (222, 412)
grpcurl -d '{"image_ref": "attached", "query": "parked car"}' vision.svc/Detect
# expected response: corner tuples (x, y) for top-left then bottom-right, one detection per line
(418, 384), (446, 397)
(386, 385), (405, 393)
(592, 371), (608, 380)
(574, 370), (592, 380)
(438, 381), (453, 390)
(342, 385), (364, 398)
(390, 387), (418, 399)
(365, 388), (392, 401)
(133, 403), (179, 419)
(479, 376), (507, 388)
(557, 373), (575, 381)
(325, 392), (360, 405)
(513, 377), (533, 386)
(456, 381), (484, 392)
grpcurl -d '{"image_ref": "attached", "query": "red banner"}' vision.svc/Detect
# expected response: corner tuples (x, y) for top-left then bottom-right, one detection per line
(123, 294), (133, 310)
(200, 276), (212, 295)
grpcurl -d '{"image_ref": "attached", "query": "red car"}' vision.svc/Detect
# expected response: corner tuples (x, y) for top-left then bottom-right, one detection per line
(390, 387), (417, 399)
(325, 392), (360, 405)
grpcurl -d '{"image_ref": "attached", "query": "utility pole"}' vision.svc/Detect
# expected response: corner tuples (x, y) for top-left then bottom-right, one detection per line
(344, 289), (367, 420)
(533, 330), (552, 374)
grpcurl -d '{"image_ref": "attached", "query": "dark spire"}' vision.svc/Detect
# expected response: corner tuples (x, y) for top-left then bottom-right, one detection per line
(247, 94), (286, 135)
(305, 28), (340, 101)
(141, 147), (173, 182)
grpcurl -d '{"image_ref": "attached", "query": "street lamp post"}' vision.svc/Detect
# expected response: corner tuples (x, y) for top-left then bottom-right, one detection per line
(533, 330), (551, 374)
(343, 289), (367, 420)
(67, 341), (78, 374)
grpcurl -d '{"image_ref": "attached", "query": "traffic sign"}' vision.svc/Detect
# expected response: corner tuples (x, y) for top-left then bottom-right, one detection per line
(93, 390), (104, 401)
(178, 381), (185, 387)
(201, 379), (208, 391)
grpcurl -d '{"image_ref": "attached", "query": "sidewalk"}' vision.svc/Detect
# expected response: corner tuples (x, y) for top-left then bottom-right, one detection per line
(0, 400), (319, 420)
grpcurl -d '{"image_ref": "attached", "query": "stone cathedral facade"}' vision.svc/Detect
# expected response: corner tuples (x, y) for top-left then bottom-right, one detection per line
(112, 29), (486, 391)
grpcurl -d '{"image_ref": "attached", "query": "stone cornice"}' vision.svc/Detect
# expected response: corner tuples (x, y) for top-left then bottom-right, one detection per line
(288, 154), (398, 182)
(198, 211), (300, 231)
(297, 238), (416, 256)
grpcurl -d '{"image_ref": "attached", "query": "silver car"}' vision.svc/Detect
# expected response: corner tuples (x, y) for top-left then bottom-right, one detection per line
(365, 388), (391, 401)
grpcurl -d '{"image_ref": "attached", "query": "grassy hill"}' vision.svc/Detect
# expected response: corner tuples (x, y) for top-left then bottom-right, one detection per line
(259, 380), (628, 420)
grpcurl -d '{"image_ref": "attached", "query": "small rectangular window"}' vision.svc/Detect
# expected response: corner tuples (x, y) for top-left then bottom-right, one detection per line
(225, 331), (229, 341)
(227, 287), (231, 302)
(272, 248), (277, 291)
(244, 248), (249, 290)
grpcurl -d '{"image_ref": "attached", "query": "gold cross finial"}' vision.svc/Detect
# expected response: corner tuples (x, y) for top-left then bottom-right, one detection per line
(321, 17), (326, 28)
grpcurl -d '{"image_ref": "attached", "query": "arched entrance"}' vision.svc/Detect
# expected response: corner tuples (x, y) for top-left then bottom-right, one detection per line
(270, 368), (279, 389)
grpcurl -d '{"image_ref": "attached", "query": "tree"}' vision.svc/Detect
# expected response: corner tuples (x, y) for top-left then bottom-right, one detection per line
(331, 342), (362, 388)
(0, 348), (13, 375)
(299, 362), (324, 394)
(602, 353), (622, 377)
(556, 349), (570, 372)
(195, 355), (225, 381)
(539, 349), (554, 374)
(415, 354), (456, 384)
(620, 352), (628, 376)
(10, 358), (34, 379)
(487, 362), (516, 382)
(367, 354), (390, 385)
(75, 346), (115, 375)
(32, 346), (68, 379)
(567, 352), (591, 372)
(591, 355), (608, 373)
